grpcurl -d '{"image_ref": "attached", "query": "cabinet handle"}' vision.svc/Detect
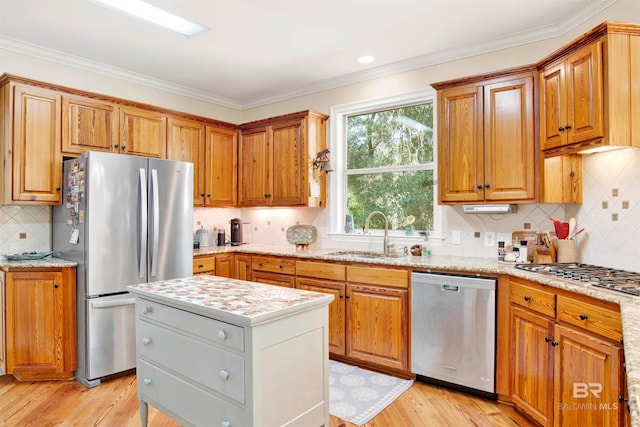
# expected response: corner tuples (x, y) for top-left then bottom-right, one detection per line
(558, 126), (565, 132)
(524, 295), (531, 302)
(476, 184), (483, 189)
(114, 144), (119, 148)
(200, 193), (205, 197)
(619, 395), (630, 411)
(142, 306), (153, 315)
(143, 378), (153, 385)
(121, 145), (127, 150)
(345, 295), (350, 299)
(207, 194), (211, 197)
(142, 337), (152, 345)
(199, 264), (204, 268)
(579, 314), (588, 321)
(56, 186), (61, 191)
(484, 183), (490, 188)
(54, 283), (60, 288)
(221, 421), (231, 427)
(218, 330), (228, 341)
(564, 124), (571, 130)
(545, 336), (552, 343)
(279, 265), (283, 269)
(219, 369), (230, 381)
(339, 294), (343, 299)
(258, 263), (263, 267)
(551, 340), (558, 346)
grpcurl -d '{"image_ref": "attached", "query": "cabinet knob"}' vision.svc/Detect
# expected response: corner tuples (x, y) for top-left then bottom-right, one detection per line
(476, 184), (483, 189)
(142, 337), (152, 345)
(199, 264), (204, 268)
(484, 183), (490, 188)
(579, 314), (588, 320)
(339, 294), (343, 299)
(207, 194), (211, 197)
(558, 126), (565, 132)
(545, 336), (552, 343)
(218, 330), (228, 341)
(121, 145), (127, 150)
(143, 378), (153, 385)
(114, 144), (119, 148)
(142, 306), (153, 315)
(200, 193), (205, 197)
(221, 421), (232, 427)
(551, 340), (558, 346)
(56, 186), (61, 191)
(279, 265), (283, 269)
(564, 124), (571, 130)
(219, 369), (230, 381)
(524, 295), (531, 302)
(54, 283), (60, 288)
(345, 295), (350, 299)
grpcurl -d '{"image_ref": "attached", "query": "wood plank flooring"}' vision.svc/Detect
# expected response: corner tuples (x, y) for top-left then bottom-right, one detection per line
(0, 373), (535, 426)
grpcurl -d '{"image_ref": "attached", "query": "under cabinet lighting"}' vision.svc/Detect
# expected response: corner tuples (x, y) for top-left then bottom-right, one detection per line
(91, 0), (206, 37)
(357, 55), (375, 64)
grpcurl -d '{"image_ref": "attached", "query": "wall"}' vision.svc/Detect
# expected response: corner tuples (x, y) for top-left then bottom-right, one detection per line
(0, 205), (50, 254)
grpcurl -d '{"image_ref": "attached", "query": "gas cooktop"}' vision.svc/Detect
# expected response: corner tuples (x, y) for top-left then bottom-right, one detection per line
(515, 263), (640, 297)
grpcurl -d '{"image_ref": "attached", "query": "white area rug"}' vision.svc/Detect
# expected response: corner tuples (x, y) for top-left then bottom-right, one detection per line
(329, 360), (413, 426)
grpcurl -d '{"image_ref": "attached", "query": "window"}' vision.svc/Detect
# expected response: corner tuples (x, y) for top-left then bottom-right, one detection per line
(329, 89), (441, 238)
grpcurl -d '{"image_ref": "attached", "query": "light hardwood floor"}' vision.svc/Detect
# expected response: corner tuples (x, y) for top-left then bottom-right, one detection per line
(0, 373), (534, 426)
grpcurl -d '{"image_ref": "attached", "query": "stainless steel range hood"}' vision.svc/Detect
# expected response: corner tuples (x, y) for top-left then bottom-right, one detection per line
(463, 204), (517, 214)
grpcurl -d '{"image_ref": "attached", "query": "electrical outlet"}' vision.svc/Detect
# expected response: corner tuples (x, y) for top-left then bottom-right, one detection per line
(19, 232), (27, 239)
(485, 231), (495, 247)
(451, 230), (461, 244)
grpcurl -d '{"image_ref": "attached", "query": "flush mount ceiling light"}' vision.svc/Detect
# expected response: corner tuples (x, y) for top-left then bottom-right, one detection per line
(91, 0), (206, 37)
(357, 55), (375, 64)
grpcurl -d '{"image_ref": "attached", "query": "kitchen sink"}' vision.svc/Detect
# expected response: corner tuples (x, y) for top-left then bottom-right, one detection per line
(325, 250), (400, 259)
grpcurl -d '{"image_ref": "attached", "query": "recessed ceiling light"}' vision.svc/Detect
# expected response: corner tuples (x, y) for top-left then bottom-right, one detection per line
(91, 0), (207, 37)
(357, 55), (375, 64)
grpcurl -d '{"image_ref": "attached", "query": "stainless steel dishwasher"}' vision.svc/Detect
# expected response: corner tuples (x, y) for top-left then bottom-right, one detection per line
(411, 271), (496, 397)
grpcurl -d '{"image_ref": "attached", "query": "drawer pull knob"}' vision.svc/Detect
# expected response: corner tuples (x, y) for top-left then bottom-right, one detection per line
(545, 336), (552, 343)
(524, 295), (531, 302)
(142, 337), (152, 345)
(143, 378), (153, 385)
(219, 369), (230, 381)
(221, 421), (231, 427)
(551, 340), (559, 346)
(579, 314), (588, 321)
(218, 330), (228, 341)
(142, 306), (153, 314)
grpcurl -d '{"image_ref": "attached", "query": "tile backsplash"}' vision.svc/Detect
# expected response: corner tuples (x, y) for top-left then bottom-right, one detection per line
(0, 205), (51, 254)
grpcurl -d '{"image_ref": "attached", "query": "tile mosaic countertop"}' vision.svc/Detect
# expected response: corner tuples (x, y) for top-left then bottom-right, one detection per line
(127, 274), (334, 327)
(0, 256), (77, 270)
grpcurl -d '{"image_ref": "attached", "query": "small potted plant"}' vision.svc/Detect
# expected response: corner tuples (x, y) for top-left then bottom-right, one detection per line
(401, 215), (415, 235)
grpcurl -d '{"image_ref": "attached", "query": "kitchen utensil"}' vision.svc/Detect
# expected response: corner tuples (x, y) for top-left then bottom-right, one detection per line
(570, 227), (585, 239)
(543, 230), (557, 262)
(549, 218), (569, 239)
(568, 217), (576, 240)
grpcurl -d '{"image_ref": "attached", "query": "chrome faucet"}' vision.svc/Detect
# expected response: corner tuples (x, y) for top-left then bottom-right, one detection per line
(363, 211), (392, 255)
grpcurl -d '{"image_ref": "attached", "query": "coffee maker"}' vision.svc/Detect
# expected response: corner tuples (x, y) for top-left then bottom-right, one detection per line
(230, 218), (243, 246)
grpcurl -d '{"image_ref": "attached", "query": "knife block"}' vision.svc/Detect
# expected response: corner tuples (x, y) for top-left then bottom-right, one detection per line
(533, 245), (553, 263)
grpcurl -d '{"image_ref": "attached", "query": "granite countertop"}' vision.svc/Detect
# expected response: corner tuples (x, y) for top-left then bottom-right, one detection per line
(127, 274), (334, 327)
(195, 243), (640, 424)
(0, 256), (78, 270)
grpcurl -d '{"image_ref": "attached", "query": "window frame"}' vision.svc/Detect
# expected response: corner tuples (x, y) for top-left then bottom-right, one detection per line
(327, 88), (443, 243)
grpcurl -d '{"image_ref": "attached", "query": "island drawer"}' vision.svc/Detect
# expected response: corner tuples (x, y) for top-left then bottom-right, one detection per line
(137, 299), (244, 352)
(556, 295), (622, 342)
(252, 255), (295, 275)
(137, 359), (245, 425)
(296, 260), (345, 281)
(510, 280), (556, 318)
(138, 320), (245, 403)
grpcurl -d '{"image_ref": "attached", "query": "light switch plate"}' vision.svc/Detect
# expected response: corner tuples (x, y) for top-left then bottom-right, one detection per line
(485, 231), (495, 247)
(451, 230), (461, 244)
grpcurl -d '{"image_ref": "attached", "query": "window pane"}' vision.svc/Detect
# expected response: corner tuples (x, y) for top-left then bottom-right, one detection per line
(347, 170), (434, 231)
(347, 103), (433, 170)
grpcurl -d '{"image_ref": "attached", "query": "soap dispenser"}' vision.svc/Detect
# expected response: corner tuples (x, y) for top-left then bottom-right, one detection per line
(419, 231), (431, 257)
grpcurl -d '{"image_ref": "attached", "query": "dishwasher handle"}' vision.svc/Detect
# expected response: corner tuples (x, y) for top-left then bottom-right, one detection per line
(441, 284), (460, 292)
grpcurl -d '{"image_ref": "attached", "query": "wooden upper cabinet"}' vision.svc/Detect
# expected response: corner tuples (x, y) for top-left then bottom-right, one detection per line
(6, 84), (63, 204)
(239, 110), (328, 208)
(62, 95), (118, 155)
(119, 106), (167, 158)
(434, 68), (537, 204)
(205, 126), (237, 207)
(167, 117), (205, 206)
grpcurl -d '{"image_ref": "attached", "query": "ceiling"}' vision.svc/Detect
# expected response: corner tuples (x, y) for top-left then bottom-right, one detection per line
(0, 0), (620, 109)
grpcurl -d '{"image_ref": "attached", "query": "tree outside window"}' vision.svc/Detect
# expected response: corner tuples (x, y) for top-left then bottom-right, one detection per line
(345, 102), (434, 233)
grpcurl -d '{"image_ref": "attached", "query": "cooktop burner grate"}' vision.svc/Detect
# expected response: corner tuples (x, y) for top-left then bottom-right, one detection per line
(515, 263), (640, 296)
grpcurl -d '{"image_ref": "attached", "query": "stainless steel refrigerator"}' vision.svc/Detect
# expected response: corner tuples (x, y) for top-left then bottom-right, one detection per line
(53, 151), (193, 387)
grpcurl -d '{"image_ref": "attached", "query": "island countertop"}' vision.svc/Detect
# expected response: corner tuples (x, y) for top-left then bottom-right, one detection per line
(127, 274), (334, 327)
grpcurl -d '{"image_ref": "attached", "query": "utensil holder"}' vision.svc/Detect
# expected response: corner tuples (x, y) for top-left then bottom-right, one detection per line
(556, 239), (575, 263)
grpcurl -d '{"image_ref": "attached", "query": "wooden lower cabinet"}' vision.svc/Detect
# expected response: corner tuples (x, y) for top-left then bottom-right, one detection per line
(234, 254), (251, 281)
(193, 254), (234, 278)
(251, 255), (295, 288)
(4, 268), (76, 380)
(214, 254), (234, 278)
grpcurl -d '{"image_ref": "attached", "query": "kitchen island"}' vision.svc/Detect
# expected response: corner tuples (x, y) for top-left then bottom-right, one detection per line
(127, 274), (333, 427)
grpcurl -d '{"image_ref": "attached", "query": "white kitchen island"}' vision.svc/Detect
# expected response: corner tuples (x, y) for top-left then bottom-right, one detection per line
(127, 275), (333, 427)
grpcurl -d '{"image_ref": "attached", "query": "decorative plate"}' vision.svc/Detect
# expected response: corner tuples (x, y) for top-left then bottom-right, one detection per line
(4, 251), (53, 261)
(286, 225), (317, 250)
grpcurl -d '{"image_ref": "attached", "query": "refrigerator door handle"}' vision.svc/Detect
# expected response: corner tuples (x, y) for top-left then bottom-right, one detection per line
(91, 298), (136, 308)
(150, 168), (160, 277)
(139, 168), (147, 279)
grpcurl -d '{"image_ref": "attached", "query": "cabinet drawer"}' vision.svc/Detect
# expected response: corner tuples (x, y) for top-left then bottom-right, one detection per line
(252, 256), (295, 275)
(347, 265), (408, 288)
(138, 359), (245, 426)
(138, 320), (245, 403)
(510, 280), (555, 317)
(296, 260), (345, 281)
(137, 299), (244, 352)
(193, 256), (215, 274)
(557, 295), (622, 342)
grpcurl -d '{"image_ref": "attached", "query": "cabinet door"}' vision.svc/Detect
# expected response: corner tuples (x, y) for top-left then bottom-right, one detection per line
(120, 107), (167, 158)
(297, 277), (346, 355)
(554, 324), (623, 427)
(238, 127), (270, 206)
(12, 85), (62, 204)
(510, 306), (554, 427)
(167, 117), (205, 206)
(205, 126), (237, 207)
(542, 155), (582, 203)
(437, 84), (484, 203)
(252, 271), (294, 288)
(566, 41), (604, 145)
(5, 271), (73, 378)
(214, 254), (235, 278)
(234, 255), (251, 281)
(62, 95), (118, 155)
(540, 59), (566, 151)
(346, 284), (408, 370)
(0, 273), (5, 373)
(271, 120), (305, 206)
(483, 76), (535, 201)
